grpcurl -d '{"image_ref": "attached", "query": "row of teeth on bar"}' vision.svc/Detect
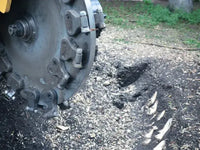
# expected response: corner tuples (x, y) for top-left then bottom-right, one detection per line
(142, 91), (173, 150)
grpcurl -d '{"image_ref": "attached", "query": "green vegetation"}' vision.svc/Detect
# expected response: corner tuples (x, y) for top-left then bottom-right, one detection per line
(102, 0), (200, 27)
(183, 38), (200, 48)
(100, 0), (200, 48)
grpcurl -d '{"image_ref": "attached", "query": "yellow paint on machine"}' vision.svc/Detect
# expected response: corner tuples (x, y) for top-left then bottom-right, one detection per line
(0, 0), (12, 13)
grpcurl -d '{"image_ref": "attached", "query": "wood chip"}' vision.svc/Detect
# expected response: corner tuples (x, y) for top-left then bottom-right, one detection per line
(56, 125), (70, 131)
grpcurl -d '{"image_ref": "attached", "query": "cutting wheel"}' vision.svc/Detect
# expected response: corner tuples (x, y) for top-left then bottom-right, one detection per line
(0, 0), (104, 117)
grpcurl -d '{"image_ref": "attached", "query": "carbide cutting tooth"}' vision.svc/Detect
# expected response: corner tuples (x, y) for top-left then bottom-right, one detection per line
(73, 48), (83, 69)
(153, 140), (166, 150)
(7, 90), (15, 98)
(142, 138), (152, 145)
(146, 91), (157, 107)
(4, 89), (15, 98)
(155, 118), (173, 140)
(150, 113), (157, 120)
(157, 110), (166, 121)
(146, 100), (158, 115)
(144, 126), (158, 139)
(147, 121), (155, 127)
(80, 11), (90, 33)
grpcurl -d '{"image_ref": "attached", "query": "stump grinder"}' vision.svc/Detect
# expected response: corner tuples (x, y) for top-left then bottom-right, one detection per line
(0, 0), (105, 117)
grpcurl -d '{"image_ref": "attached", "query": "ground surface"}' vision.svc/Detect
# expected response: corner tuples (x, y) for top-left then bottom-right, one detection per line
(0, 24), (200, 150)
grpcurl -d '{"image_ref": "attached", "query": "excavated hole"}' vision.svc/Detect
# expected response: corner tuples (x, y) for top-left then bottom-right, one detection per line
(111, 61), (151, 110)
(117, 62), (150, 88)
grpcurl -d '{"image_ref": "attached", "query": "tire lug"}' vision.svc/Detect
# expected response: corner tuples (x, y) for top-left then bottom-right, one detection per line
(73, 48), (83, 69)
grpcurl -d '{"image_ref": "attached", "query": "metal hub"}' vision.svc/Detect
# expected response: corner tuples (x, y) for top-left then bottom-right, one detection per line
(8, 15), (36, 42)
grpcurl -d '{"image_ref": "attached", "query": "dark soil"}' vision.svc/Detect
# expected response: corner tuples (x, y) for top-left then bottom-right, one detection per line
(0, 97), (51, 149)
(117, 62), (150, 87)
